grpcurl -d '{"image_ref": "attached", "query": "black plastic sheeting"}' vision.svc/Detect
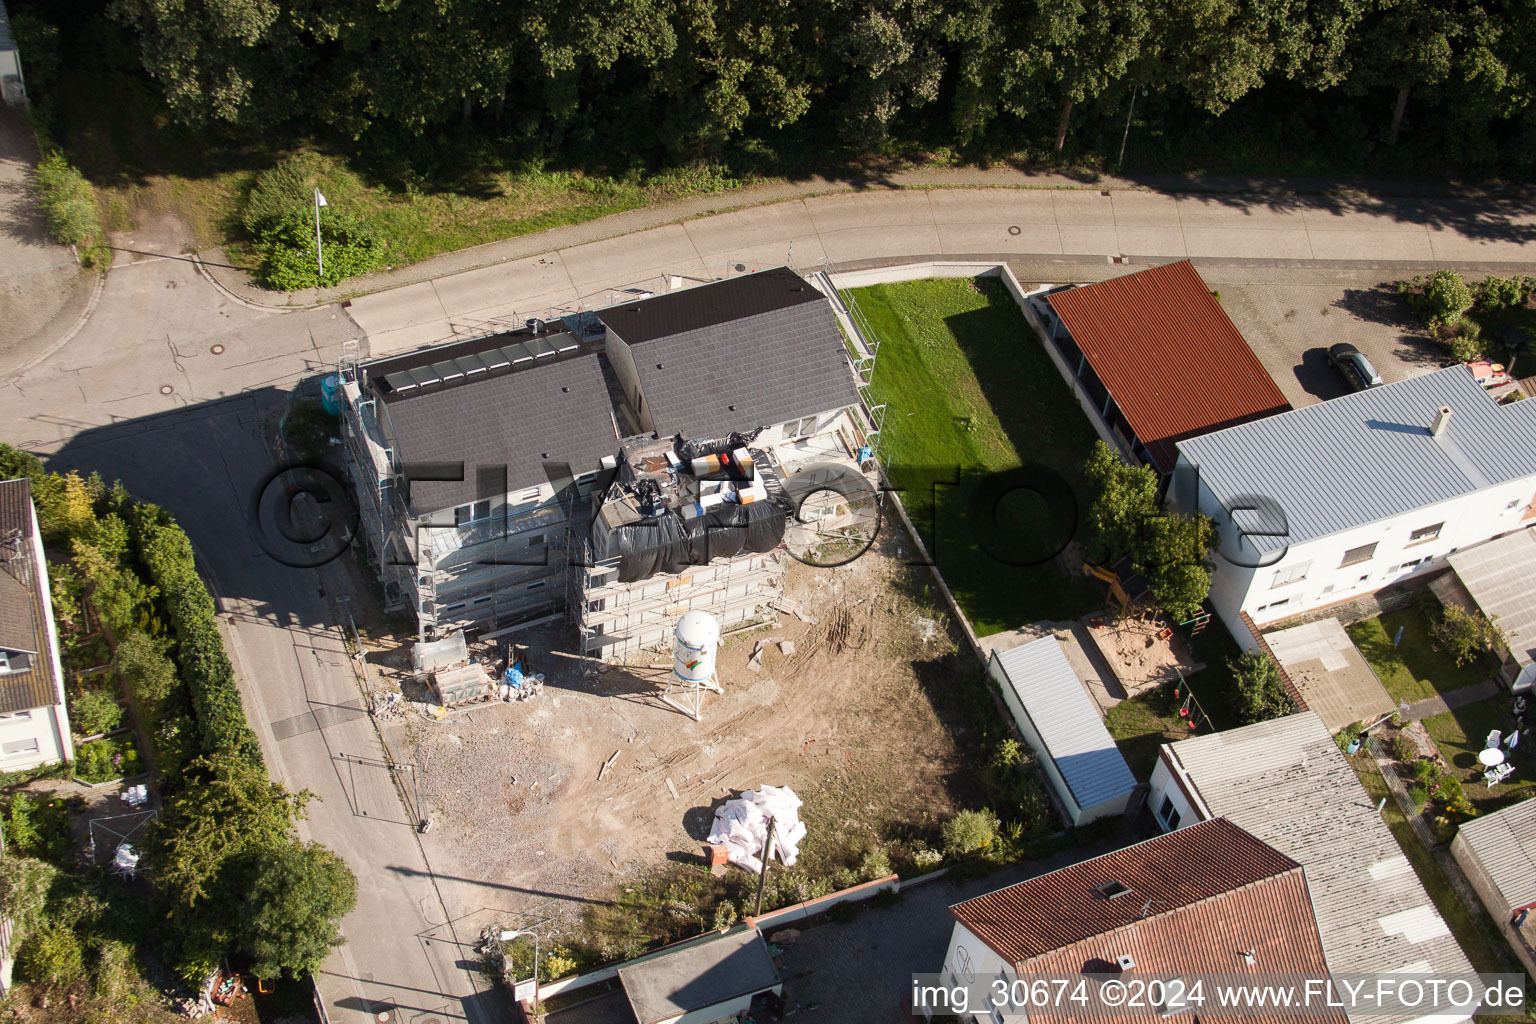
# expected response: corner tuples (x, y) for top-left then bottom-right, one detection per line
(675, 428), (765, 466)
(595, 463), (793, 583)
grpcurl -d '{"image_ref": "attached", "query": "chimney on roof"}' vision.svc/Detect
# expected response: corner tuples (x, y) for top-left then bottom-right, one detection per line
(1431, 406), (1453, 437)
(1115, 955), (1136, 972)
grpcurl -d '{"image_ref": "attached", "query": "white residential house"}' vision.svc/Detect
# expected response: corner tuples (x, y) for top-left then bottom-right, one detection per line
(0, 479), (75, 771)
(1172, 366), (1536, 639)
(1148, 712), (1474, 1024)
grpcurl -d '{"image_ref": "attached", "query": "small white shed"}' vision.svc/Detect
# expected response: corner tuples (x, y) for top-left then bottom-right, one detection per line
(986, 635), (1138, 825)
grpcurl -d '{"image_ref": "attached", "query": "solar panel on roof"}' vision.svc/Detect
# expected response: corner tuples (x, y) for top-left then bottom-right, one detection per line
(409, 366), (439, 387)
(526, 337), (555, 358)
(455, 355), (487, 376)
(432, 359), (463, 382)
(384, 371), (417, 392)
(503, 343), (534, 365)
(551, 334), (579, 352)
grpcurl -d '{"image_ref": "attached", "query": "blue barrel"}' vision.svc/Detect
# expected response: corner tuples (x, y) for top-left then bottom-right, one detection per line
(320, 374), (342, 415)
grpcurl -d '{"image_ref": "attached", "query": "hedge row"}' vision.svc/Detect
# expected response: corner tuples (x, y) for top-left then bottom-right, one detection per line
(129, 506), (263, 767)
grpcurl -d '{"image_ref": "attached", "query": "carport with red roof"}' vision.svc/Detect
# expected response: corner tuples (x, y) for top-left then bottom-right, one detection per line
(1041, 260), (1291, 472)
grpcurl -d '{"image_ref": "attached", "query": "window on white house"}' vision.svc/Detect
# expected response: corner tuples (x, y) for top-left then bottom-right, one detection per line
(1, 738), (39, 757)
(783, 416), (818, 438)
(0, 710), (33, 721)
(1159, 795), (1182, 830)
(1340, 542), (1378, 567)
(1320, 584), (1335, 596)
(1407, 523), (1443, 545)
(526, 534), (545, 547)
(521, 487), (541, 501)
(1271, 561), (1311, 588)
(1396, 556), (1429, 572)
(454, 500), (491, 527)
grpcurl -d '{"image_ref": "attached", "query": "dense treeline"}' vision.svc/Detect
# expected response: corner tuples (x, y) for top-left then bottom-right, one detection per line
(13, 0), (1536, 177)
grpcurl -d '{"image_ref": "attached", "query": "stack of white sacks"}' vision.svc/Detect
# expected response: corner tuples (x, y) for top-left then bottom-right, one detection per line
(707, 785), (808, 874)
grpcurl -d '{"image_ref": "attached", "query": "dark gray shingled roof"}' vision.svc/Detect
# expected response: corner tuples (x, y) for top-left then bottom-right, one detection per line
(0, 479), (62, 714)
(379, 353), (619, 514)
(596, 269), (859, 439)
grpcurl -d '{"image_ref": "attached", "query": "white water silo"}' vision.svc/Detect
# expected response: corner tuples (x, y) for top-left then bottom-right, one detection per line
(673, 610), (720, 684)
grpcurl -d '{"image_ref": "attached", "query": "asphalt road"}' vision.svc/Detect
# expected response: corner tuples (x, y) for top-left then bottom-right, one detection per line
(3, 182), (1536, 1024)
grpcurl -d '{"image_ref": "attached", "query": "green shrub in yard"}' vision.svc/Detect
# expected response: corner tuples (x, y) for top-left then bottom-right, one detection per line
(1230, 650), (1296, 725)
(69, 685), (124, 737)
(1474, 274), (1532, 310)
(1421, 270), (1474, 328)
(257, 208), (386, 290)
(1388, 733), (1418, 763)
(4, 794), (70, 864)
(74, 736), (142, 783)
(32, 153), (104, 254)
(242, 159), (313, 237)
(15, 923), (85, 989)
(1445, 320), (1484, 363)
(942, 808), (999, 857)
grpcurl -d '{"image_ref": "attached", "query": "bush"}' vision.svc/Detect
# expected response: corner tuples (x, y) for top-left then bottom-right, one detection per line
(257, 208), (386, 290)
(1475, 274), (1531, 311)
(15, 923), (85, 989)
(69, 686), (124, 737)
(1420, 270), (1474, 328)
(942, 809), (999, 857)
(0, 855), (60, 942)
(4, 794), (71, 864)
(74, 736), (143, 783)
(242, 159), (313, 237)
(1231, 651), (1296, 725)
(1431, 603), (1505, 667)
(130, 506), (263, 766)
(1445, 320), (1483, 362)
(32, 153), (104, 256)
(1388, 734), (1417, 763)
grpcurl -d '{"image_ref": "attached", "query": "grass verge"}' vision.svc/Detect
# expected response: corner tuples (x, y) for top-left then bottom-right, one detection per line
(851, 276), (1103, 634)
(1346, 605), (1489, 705)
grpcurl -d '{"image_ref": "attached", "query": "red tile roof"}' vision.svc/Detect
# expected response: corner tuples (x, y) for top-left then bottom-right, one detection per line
(1046, 261), (1291, 471)
(950, 819), (1343, 1024)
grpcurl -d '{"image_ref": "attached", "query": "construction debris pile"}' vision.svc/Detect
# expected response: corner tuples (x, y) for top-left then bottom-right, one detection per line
(591, 432), (794, 583)
(707, 785), (807, 874)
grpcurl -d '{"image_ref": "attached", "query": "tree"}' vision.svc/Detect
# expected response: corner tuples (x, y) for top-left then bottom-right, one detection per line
(14, 923), (85, 989)
(153, 753), (312, 906)
(1082, 442), (1213, 618)
(1431, 603), (1506, 667)
(237, 841), (358, 979)
(1083, 441), (1159, 565)
(1231, 650), (1296, 724)
(1347, 0), (1457, 145)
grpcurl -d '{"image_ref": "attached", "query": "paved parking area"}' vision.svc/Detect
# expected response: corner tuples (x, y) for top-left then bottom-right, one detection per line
(1214, 279), (1443, 408)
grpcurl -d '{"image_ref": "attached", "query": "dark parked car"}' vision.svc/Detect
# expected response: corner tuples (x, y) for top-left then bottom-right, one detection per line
(1328, 343), (1383, 391)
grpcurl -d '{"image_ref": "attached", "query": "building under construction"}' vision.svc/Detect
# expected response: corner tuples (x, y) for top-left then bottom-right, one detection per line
(336, 267), (868, 660)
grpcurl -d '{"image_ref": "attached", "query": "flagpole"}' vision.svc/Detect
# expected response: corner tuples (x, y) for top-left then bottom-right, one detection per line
(314, 188), (325, 282)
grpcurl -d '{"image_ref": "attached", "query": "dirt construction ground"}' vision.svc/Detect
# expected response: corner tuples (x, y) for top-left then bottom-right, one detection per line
(370, 532), (975, 936)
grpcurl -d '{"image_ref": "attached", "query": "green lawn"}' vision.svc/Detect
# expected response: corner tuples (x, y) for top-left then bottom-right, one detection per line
(1106, 692), (1191, 780)
(851, 276), (1103, 634)
(1422, 699), (1536, 814)
(1346, 606), (1491, 705)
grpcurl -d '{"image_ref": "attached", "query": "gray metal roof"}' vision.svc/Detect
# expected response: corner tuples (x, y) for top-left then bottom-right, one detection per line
(597, 271), (858, 440)
(1165, 712), (1475, 1001)
(1447, 528), (1536, 670)
(1454, 797), (1536, 912)
(618, 928), (778, 1024)
(1176, 366), (1536, 554)
(992, 636), (1138, 811)
(380, 353), (619, 513)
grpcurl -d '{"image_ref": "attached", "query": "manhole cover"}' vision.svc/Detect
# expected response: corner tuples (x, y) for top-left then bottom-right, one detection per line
(159, 385), (174, 395)
(210, 344), (225, 355)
